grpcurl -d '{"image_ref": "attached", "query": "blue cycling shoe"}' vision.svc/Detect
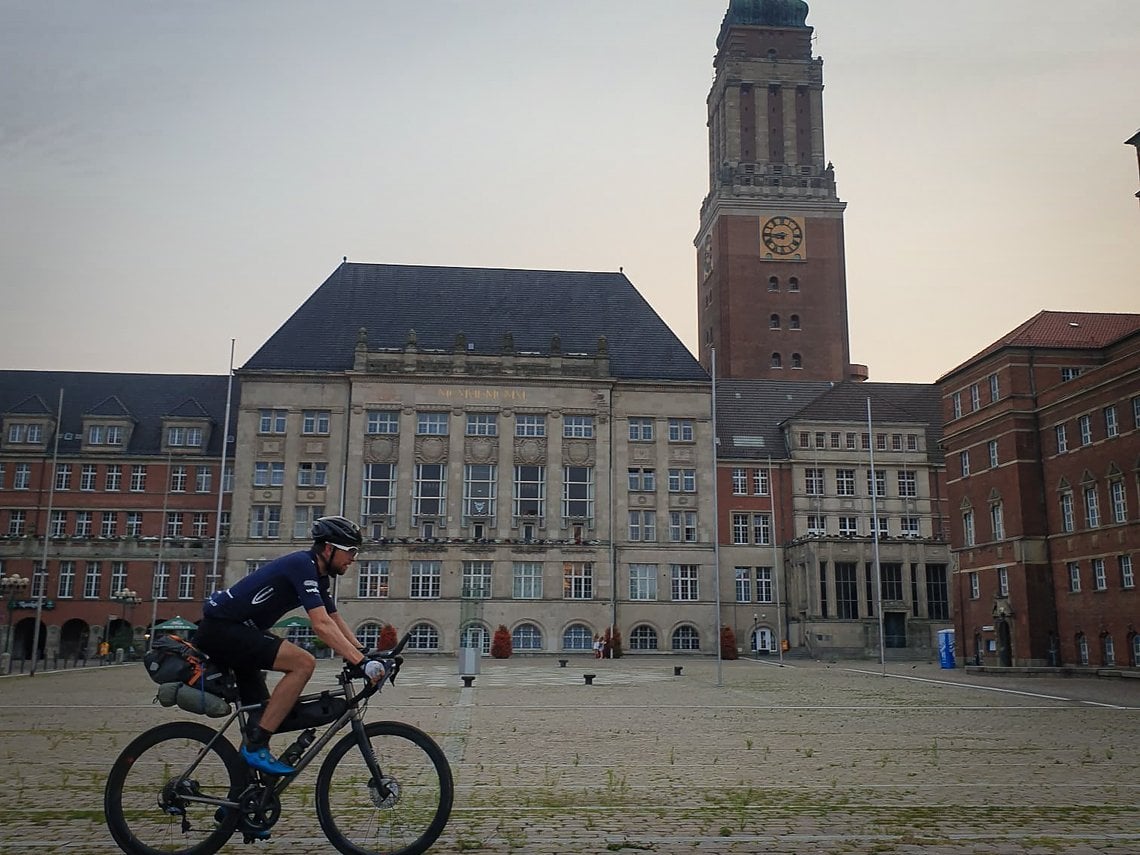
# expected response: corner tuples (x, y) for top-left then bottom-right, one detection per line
(240, 745), (295, 776)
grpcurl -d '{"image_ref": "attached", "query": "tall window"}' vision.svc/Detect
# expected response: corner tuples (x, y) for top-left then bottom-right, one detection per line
(1104, 406), (1118, 437)
(515, 414), (546, 437)
(110, 562), (128, 594)
(14, 463), (31, 490)
(195, 465), (212, 493)
(1060, 491), (1075, 532)
(836, 469), (855, 496)
(752, 513), (771, 545)
(997, 566), (1009, 597)
(80, 464), (97, 491)
(897, 470), (917, 497)
(170, 465), (188, 492)
(1068, 562), (1081, 592)
(952, 393), (962, 419)
(362, 463), (396, 519)
(126, 512), (143, 537)
(731, 468), (747, 495)
(1055, 424), (1068, 453)
(734, 567), (751, 602)
(513, 465), (545, 519)
(410, 561), (441, 598)
(629, 564), (657, 600)
(562, 466), (594, 521)
(466, 413), (497, 436)
(302, 410), (331, 435)
(1093, 558), (1107, 591)
(970, 384), (980, 411)
(866, 470), (886, 497)
(463, 464), (496, 522)
(1078, 414), (1092, 446)
(990, 502), (1005, 541)
(55, 464), (71, 490)
(192, 512), (209, 537)
(153, 562), (170, 600)
(1084, 486), (1100, 528)
(563, 562), (593, 599)
(755, 567), (773, 603)
(178, 563), (196, 600)
(805, 468), (824, 495)
(880, 564), (903, 600)
(668, 510), (698, 542)
(960, 450), (970, 477)
(101, 512), (118, 538)
(8, 510), (26, 536)
(926, 565), (950, 620)
(1120, 555), (1134, 589)
(836, 563), (858, 619)
(1109, 480), (1127, 524)
(731, 513), (749, 545)
(988, 373), (1000, 401)
(963, 510), (975, 547)
(988, 440), (999, 469)
(462, 561), (493, 598)
(50, 510), (66, 538)
(75, 511), (93, 537)
(57, 561), (76, 598)
(358, 561), (389, 598)
(969, 571), (979, 599)
(366, 410), (399, 435)
(628, 510), (656, 542)
(414, 464), (447, 521)
(512, 562), (542, 599)
(752, 468), (769, 496)
(670, 565), (699, 601)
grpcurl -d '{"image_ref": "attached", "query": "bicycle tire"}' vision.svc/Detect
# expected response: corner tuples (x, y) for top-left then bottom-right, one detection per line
(315, 720), (454, 855)
(104, 721), (247, 855)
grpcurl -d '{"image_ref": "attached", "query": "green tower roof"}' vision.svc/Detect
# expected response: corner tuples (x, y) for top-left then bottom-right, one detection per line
(721, 0), (809, 31)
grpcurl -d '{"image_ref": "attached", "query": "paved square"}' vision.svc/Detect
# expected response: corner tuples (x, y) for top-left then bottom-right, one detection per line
(1, 655), (1137, 853)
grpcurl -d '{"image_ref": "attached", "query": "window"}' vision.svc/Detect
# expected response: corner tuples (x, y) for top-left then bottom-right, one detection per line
(563, 415), (594, 438)
(562, 466), (594, 521)
(926, 565), (950, 619)
(768, 276), (779, 292)
(462, 561), (493, 599)
(769, 313), (781, 329)
(410, 561), (441, 598)
(752, 469), (769, 496)
(1103, 634), (1116, 667)
(897, 470), (917, 497)
(563, 562), (593, 599)
(195, 466), (211, 493)
(751, 513), (772, 545)
(14, 463), (31, 490)
(669, 510), (698, 542)
(990, 502), (1005, 540)
(293, 505), (324, 539)
(836, 563), (858, 618)
(55, 464), (71, 490)
(628, 418), (654, 441)
(805, 468), (824, 495)
(628, 510), (656, 542)
(8, 509), (27, 536)
(258, 409), (287, 434)
(900, 516), (920, 536)
(629, 564), (657, 601)
(177, 563), (196, 600)
(770, 352), (782, 369)
(952, 393), (962, 419)
(407, 623), (440, 650)
(1079, 415), (1092, 446)
(222, 464), (233, 493)
(731, 513), (749, 545)
(871, 516), (889, 537)
(126, 512), (143, 537)
(671, 565), (699, 601)
(167, 426), (203, 447)
(987, 440), (999, 469)
(297, 462), (328, 488)
(969, 571), (980, 599)
(1068, 561), (1081, 592)
(845, 432), (857, 450)
(87, 424), (123, 446)
(1093, 558), (1107, 591)
(513, 465), (545, 519)
(414, 464), (447, 520)
(806, 515), (826, 535)
(1104, 406), (1118, 438)
(836, 469), (855, 496)
(515, 414), (546, 437)
(512, 562), (543, 599)
(463, 464), (496, 522)
(101, 512), (118, 538)
(164, 512), (182, 538)
(731, 468), (747, 495)
(249, 505), (281, 539)
(1120, 555), (1134, 589)
(963, 510), (975, 547)
(960, 451), (970, 477)
(1084, 486), (1100, 528)
(997, 566), (1009, 597)
(465, 413), (497, 436)
(814, 432), (825, 449)
(253, 461), (286, 487)
(798, 431), (810, 449)
(362, 463), (395, 519)
(754, 566), (774, 603)
(988, 373), (1000, 402)
(358, 560), (389, 598)
(790, 315), (801, 330)
(891, 434), (903, 452)
(57, 561), (76, 598)
(838, 516), (858, 536)
(881, 564), (904, 601)
(734, 567), (751, 602)
(1076, 632), (1089, 665)
(668, 419), (694, 442)
(130, 465), (147, 492)
(366, 410), (399, 435)
(970, 384), (980, 411)
(50, 511), (66, 537)
(1060, 492), (1075, 532)
(169, 465), (187, 493)
(301, 410), (330, 435)
(153, 562), (170, 600)
(671, 625), (700, 651)
(79, 464), (97, 491)
(75, 511), (93, 537)
(628, 468), (655, 492)
(1055, 424), (1068, 454)
(876, 433), (888, 452)
(417, 412), (449, 436)
(668, 468), (696, 493)
(512, 623), (543, 651)
(1134, 396), (1140, 430)
(1110, 480), (1127, 524)
(1061, 366), (1082, 382)
(788, 276), (799, 291)
(866, 470), (886, 497)
(109, 562), (127, 595)
(192, 512), (208, 537)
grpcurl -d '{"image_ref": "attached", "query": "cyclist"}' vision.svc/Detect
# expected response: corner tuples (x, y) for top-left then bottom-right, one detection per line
(193, 515), (385, 775)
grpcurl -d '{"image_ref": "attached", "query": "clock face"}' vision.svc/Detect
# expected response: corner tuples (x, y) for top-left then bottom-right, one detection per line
(761, 216), (804, 256)
(701, 234), (714, 276)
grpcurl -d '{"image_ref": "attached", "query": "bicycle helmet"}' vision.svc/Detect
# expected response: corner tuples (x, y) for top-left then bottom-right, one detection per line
(311, 515), (363, 547)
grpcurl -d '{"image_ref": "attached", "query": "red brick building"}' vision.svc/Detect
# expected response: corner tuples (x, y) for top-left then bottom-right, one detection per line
(939, 312), (1140, 668)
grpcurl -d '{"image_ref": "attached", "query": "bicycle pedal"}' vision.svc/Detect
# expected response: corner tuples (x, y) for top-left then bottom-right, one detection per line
(242, 832), (271, 844)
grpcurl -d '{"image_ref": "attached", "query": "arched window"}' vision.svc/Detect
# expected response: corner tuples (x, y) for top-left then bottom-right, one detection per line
(1076, 632), (1089, 666)
(769, 313), (780, 329)
(1131, 632), (1140, 667)
(460, 622), (490, 654)
(562, 623), (593, 651)
(1102, 633), (1115, 666)
(629, 624), (658, 650)
(768, 276), (779, 292)
(789, 314), (801, 330)
(770, 352), (782, 368)
(356, 621), (383, 650)
(671, 625), (701, 651)
(408, 623), (440, 650)
(791, 353), (802, 369)
(512, 622), (543, 651)
(788, 277), (800, 292)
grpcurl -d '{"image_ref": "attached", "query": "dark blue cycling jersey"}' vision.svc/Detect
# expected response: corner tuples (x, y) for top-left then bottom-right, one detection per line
(203, 551), (336, 630)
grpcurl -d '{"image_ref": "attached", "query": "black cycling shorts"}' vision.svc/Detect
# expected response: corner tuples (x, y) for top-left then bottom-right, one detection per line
(193, 618), (285, 706)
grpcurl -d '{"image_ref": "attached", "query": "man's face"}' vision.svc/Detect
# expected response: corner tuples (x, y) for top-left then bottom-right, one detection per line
(325, 543), (358, 576)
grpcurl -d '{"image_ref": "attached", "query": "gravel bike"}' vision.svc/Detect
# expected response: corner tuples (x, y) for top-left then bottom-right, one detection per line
(104, 633), (453, 855)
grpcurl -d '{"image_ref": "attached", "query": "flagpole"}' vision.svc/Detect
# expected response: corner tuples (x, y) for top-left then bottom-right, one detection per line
(29, 389), (64, 676)
(710, 347), (723, 687)
(209, 339), (235, 596)
(768, 454), (784, 664)
(149, 449), (173, 652)
(867, 397), (886, 674)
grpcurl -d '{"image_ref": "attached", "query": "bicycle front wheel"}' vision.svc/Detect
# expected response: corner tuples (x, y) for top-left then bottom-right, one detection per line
(104, 721), (247, 855)
(316, 720), (454, 855)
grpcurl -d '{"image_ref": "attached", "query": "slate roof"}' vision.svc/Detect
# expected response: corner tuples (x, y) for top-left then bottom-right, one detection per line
(243, 263), (709, 383)
(715, 379), (834, 460)
(0, 372), (236, 456)
(939, 311), (1140, 381)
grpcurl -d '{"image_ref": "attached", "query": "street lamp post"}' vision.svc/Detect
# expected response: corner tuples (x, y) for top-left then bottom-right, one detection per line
(2, 574), (31, 660)
(110, 588), (142, 658)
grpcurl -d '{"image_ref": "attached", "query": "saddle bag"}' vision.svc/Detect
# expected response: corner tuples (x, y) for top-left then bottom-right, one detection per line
(142, 634), (233, 699)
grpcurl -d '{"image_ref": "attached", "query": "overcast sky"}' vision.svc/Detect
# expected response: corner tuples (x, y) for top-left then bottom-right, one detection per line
(2, 1), (1137, 383)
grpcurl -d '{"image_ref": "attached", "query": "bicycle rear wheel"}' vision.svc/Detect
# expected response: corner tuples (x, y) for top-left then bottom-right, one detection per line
(316, 720), (453, 855)
(104, 721), (247, 855)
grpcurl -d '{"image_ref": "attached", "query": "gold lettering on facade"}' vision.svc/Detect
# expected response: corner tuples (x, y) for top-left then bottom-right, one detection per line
(436, 387), (527, 402)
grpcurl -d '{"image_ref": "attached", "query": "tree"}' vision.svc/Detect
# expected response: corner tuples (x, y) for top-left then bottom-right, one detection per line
(720, 625), (739, 660)
(490, 625), (512, 659)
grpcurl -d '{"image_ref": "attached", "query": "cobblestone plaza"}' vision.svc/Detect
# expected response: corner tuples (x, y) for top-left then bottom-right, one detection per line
(1, 656), (1137, 853)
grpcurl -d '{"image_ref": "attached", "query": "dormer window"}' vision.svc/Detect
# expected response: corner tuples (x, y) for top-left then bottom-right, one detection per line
(7, 422), (44, 444)
(167, 427), (203, 448)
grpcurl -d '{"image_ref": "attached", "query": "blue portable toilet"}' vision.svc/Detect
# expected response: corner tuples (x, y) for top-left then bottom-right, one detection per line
(937, 629), (956, 669)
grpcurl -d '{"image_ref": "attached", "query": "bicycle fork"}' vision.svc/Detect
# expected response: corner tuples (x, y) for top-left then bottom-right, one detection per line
(350, 717), (396, 807)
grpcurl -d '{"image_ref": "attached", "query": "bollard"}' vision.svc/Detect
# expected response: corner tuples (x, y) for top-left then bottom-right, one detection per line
(558, 659), (568, 668)
(583, 673), (596, 685)
(461, 675), (475, 688)
(673, 666), (683, 677)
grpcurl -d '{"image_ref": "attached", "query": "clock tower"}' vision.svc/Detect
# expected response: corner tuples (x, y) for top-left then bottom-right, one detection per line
(696, 0), (864, 382)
